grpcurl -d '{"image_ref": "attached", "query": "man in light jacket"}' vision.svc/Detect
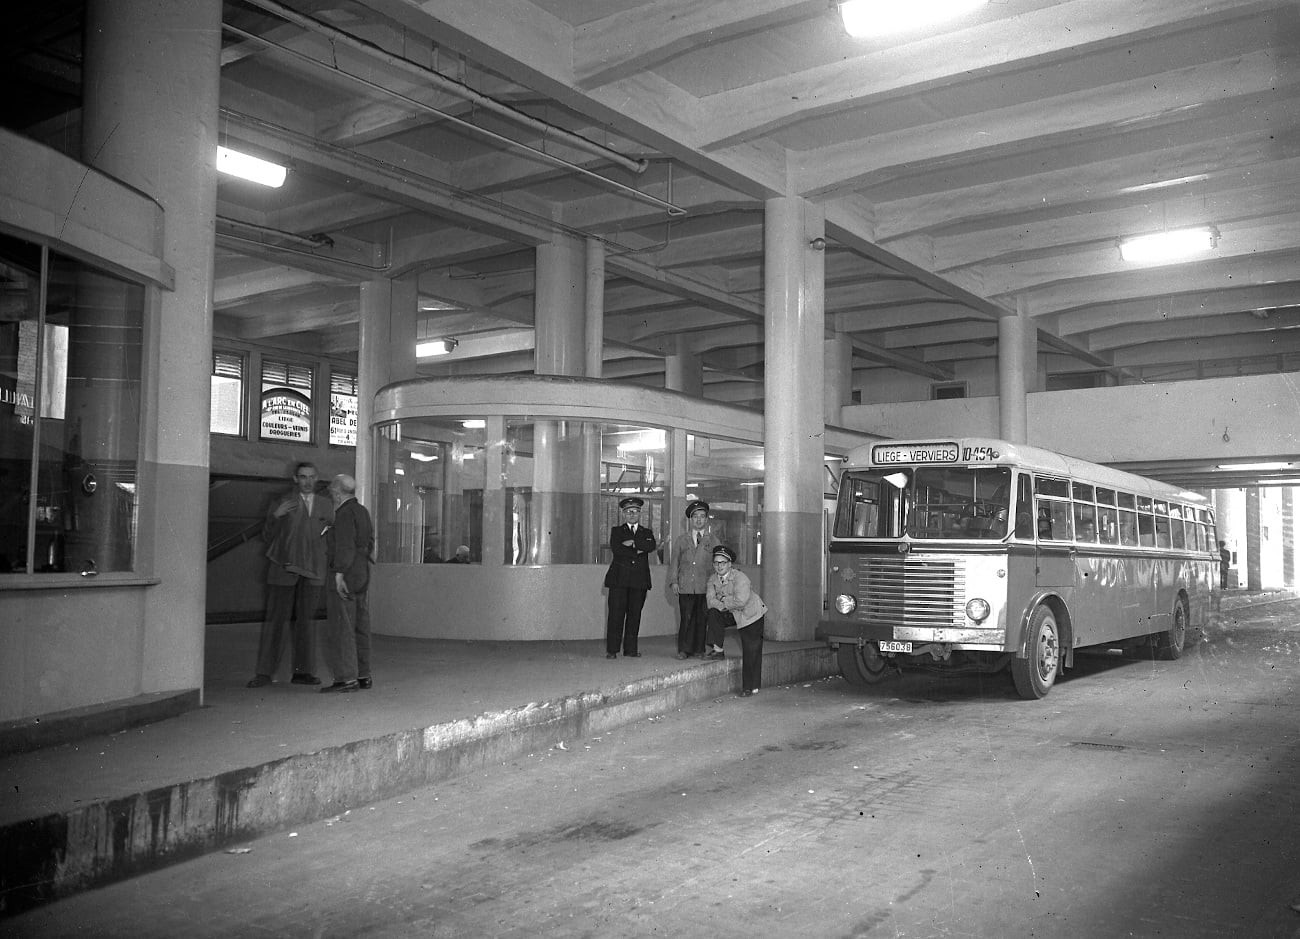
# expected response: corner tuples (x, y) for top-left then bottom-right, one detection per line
(703, 545), (767, 696)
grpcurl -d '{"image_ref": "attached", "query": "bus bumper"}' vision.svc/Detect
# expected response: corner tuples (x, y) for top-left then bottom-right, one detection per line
(817, 620), (1006, 648)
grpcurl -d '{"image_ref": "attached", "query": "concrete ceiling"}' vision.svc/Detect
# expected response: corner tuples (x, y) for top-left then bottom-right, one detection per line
(6, 0), (1300, 486)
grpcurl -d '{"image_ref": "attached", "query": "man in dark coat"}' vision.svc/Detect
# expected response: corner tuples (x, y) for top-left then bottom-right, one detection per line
(248, 462), (334, 688)
(604, 496), (657, 658)
(320, 474), (375, 693)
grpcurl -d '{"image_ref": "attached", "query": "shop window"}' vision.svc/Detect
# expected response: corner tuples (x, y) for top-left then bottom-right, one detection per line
(259, 358), (314, 443)
(329, 369), (358, 448)
(0, 234), (144, 575)
(210, 350), (245, 437)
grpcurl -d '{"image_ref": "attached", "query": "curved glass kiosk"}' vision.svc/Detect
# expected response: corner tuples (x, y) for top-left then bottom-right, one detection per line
(368, 375), (876, 641)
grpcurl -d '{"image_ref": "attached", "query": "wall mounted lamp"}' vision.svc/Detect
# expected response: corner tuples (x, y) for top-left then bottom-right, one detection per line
(416, 338), (459, 357)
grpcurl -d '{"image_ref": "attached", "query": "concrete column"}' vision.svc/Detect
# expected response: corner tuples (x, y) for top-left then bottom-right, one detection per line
(824, 330), (852, 428)
(1283, 487), (1294, 588)
(763, 197), (826, 641)
(535, 235), (585, 376)
(1246, 486), (1263, 590)
(997, 299), (1035, 444)
(357, 275), (417, 508)
(665, 335), (704, 397)
(585, 238), (605, 379)
(81, 0), (222, 695)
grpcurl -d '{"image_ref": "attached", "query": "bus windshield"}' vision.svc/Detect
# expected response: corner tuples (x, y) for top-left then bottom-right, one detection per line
(835, 465), (1013, 540)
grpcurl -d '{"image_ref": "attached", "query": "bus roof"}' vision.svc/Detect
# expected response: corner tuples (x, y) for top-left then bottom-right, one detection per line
(845, 437), (1209, 507)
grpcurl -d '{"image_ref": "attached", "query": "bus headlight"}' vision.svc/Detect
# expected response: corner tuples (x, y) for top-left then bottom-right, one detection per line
(835, 594), (857, 615)
(965, 598), (991, 623)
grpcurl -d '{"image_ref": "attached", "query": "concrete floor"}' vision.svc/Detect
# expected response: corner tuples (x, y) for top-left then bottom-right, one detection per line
(8, 594), (1300, 937)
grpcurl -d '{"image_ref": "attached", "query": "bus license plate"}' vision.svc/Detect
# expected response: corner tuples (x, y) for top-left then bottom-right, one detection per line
(880, 640), (911, 653)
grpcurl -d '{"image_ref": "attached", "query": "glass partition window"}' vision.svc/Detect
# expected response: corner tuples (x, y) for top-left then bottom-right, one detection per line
(0, 234), (144, 575)
(686, 434), (764, 565)
(375, 418), (485, 564)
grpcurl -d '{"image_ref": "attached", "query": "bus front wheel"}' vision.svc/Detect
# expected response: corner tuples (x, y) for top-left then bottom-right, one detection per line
(1012, 606), (1060, 700)
(1154, 599), (1188, 660)
(838, 642), (889, 686)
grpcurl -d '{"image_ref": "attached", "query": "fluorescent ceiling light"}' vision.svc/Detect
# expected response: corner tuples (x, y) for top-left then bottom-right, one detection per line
(462, 419), (486, 429)
(1216, 461), (1293, 471)
(840, 0), (986, 38)
(416, 338), (458, 357)
(217, 146), (287, 188)
(1119, 227), (1218, 264)
(1119, 174), (1209, 194)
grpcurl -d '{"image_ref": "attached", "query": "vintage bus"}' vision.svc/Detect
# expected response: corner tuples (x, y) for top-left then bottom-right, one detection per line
(817, 437), (1218, 699)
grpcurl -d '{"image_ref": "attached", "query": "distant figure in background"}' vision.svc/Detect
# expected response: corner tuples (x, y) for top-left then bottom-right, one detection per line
(667, 500), (719, 659)
(703, 545), (767, 697)
(604, 496), (657, 659)
(248, 462), (334, 688)
(447, 545), (472, 563)
(1219, 540), (1231, 589)
(320, 474), (374, 693)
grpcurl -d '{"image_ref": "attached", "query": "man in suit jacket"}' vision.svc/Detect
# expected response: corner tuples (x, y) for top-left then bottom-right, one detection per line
(248, 461), (335, 688)
(604, 496), (657, 658)
(667, 500), (720, 659)
(320, 473), (375, 693)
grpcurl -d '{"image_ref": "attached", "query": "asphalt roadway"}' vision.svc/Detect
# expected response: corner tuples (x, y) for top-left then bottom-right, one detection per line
(10, 594), (1300, 938)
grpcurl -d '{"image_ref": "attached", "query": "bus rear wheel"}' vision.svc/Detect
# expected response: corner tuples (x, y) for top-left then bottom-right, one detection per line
(1154, 599), (1188, 660)
(1012, 606), (1060, 700)
(838, 642), (889, 686)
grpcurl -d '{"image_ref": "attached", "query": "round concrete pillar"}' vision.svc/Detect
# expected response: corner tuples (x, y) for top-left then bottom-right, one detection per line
(763, 197), (826, 641)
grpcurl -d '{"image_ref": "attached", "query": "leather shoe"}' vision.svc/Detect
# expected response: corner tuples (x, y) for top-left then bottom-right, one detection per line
(246, 675), (271, 688)
(321, 680), (359, 693)
(624, 652), (642, 657)
(606, 653), (617, 659)
(291, 673), (321, 685)
(357, 677), (372, 690)
(674, 652), (690, 660)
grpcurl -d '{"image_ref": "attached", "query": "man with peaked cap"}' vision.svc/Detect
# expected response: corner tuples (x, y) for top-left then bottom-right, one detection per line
(603, 496), (658, 658)
(667, 499), (720, 659)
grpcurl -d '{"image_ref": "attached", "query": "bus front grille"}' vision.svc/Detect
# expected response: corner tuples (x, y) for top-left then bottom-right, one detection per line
(858, 555), (964, 629)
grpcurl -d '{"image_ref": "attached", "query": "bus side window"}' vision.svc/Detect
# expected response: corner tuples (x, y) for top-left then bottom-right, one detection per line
(1097, 506), (1118, 544)
(1014, 474), (1035, 538)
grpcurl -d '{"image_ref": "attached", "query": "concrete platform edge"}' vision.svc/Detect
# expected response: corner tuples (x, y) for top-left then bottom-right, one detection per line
(0, 645), (836, 918)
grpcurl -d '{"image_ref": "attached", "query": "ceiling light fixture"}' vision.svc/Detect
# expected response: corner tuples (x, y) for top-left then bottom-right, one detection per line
(1118, 227), (1218, 264)
(462, 419), (486, 429)
(416, 338), (459, 357)
(1215, 461), (1293, 471)
(216, 146), (287, 188)
(839, 0), (986, 38)
(1118, 174), (1209, 194)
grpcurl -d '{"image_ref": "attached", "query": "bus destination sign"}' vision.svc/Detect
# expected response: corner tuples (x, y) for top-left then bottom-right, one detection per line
(873, 442), (959, 465)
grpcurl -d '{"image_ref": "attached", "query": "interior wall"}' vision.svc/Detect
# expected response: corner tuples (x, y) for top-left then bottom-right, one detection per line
(844, 372), (1300, 466)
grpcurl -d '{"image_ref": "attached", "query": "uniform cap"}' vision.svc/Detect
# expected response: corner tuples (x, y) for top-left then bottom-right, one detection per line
(685, 500), (710, 518)
(618, 497), (645, 510)
(712, 545), (736, 562)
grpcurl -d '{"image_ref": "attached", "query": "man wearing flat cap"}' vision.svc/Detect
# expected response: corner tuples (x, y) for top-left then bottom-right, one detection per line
(667, 499), (720, 659)
(603, 496), (658, 658)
